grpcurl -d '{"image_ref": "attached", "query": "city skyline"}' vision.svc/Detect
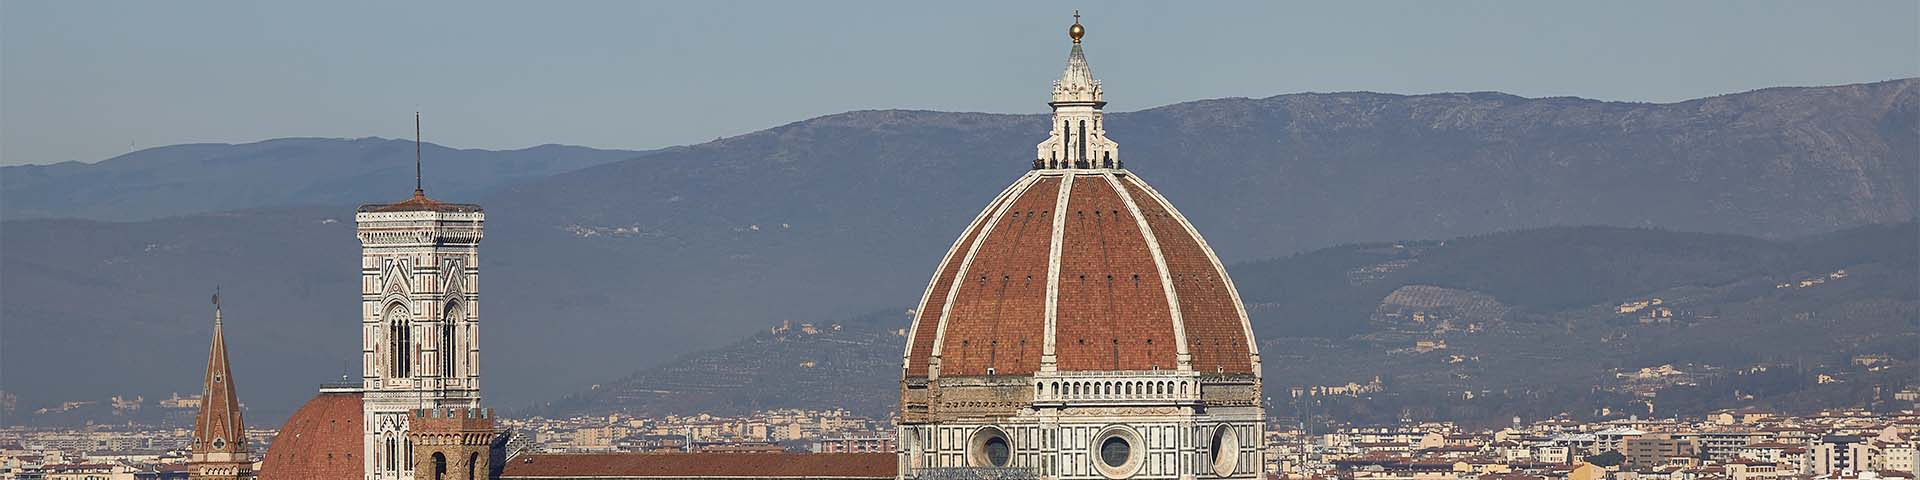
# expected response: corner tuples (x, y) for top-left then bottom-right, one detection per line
(1, 4), (1915, 479)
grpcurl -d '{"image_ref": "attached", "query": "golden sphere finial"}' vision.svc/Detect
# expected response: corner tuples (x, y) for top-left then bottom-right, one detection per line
(1069, 10), (1084, 43)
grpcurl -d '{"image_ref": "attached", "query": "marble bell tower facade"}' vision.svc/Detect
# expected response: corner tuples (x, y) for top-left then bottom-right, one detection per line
(355, 130), (485, 480)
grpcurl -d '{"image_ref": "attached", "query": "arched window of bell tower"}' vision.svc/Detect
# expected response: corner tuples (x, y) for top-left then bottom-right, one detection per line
(442, 301), (462, 378)
(385, 435), (398, 471)
(385, 303), (412, 378)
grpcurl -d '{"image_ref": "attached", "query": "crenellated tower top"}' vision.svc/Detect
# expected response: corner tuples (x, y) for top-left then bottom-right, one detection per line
(1035, 12), (1120, 170)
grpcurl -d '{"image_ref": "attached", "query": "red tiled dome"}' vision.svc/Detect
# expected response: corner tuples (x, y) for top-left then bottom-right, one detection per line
(258, 391), (363, 480)
(903, 170), (1256, 379)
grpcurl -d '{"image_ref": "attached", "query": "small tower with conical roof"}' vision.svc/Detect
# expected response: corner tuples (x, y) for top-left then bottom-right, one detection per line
(191, 292), (253, 480)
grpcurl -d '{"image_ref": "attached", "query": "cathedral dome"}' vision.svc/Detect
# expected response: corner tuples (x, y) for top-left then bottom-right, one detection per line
(258, 390), (363, 480)
(902, 170), (1256, 379)
(901, 13), (1256, 383)
(897, 15), (1263, 479)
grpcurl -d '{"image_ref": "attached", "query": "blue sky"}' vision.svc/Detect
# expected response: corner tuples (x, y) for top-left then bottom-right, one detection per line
(3, 1), (1915, 166)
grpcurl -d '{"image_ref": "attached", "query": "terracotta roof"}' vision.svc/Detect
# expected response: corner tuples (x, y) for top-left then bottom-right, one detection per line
(1119, 178), (1252, 373)
(500, 452), (896, 478)
(902, 185), (1012, 378)
(358, 190), (482, 213)
(1481, 473), (1549, 480)
(904, 171), (1255, 377)
(257, 390), (362, 480)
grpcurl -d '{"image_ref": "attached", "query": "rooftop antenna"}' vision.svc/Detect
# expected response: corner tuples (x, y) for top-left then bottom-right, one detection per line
(414, 112), (424, 196)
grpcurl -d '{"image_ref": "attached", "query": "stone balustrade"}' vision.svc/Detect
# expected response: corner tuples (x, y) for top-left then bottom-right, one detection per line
(1030, 370), (1201, 405)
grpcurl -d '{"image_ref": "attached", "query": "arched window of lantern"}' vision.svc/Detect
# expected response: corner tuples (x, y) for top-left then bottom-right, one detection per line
(1078, 120), (1088, 162)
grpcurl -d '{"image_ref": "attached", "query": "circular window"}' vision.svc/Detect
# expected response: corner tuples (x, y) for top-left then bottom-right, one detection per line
(1210, 425), (1240, 476)
(212, 437), (226, 449)
(1090, 426), (1144, 479)
(984, 437), (1010, 466)
(1100, 436), (1131, 468)
(968, 427), (1013, 468)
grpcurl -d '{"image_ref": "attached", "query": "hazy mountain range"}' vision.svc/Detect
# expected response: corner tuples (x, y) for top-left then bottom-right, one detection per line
(1, 138), (645, 221)
(2, 79), (1914, 426)
(539, 223), (1916, 424)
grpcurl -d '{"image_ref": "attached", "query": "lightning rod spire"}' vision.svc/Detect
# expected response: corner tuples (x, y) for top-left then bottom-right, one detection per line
(415, 112), (424, 196)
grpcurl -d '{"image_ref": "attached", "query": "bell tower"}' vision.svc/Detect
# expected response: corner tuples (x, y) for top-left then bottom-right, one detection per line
(191, 293), (253, 480)
(356, 114), (485, 480)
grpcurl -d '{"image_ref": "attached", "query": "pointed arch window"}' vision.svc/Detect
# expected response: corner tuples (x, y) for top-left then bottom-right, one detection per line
(386, 303), (412, 378)
(385, 435), (399, 471)
(442, 301), (462, 378)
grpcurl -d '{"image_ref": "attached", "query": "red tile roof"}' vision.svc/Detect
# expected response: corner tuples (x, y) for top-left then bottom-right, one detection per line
(905, 171), (1255, 377)
(257, 391), (362, 480)
(937, 176), (1061, 376)
(358, 190), (482, 213)
(500, 452), (896, 479)
(1055, 176), (1178, 371)
(1119, 177), (1252, 373)
(903, 184), (1012, 378)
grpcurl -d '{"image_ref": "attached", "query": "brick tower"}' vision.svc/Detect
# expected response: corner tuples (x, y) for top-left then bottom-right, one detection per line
(191, 294), (253, 480)
(408, 407), (495, 480)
